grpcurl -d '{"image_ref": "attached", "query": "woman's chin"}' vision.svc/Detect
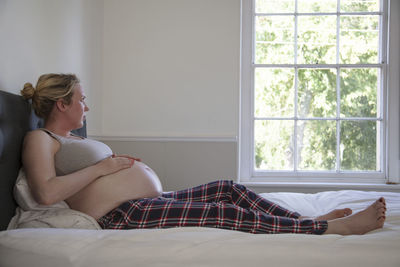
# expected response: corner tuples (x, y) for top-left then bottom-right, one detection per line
(76, 121), (84, 129)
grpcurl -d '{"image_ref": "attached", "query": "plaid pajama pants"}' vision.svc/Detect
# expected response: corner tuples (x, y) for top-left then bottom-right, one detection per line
(97, 180), (328, 234)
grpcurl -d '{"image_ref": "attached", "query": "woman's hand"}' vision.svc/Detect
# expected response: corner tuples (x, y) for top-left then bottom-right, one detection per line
(114, 154), (142, 162)
(96, 155), (135, 177)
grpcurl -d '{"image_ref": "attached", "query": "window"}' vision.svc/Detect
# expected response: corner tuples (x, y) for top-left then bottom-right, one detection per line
(240, 0), (399, 184)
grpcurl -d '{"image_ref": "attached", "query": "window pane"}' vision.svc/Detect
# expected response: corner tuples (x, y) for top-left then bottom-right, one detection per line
(255, 16), (294, 64)
(255, 120), (293, 170)
(298, 69), (337, 118)
(298, 16), (336, 64)
(298, 120), (336, 170)
(255, 0), (294, 13)
(340, 121), (377, 171)
(255, 68), (294, 117)
(340, 0), (380, 12)
(340, 68), (378, 117)
(340, 15), (379, 64)
(298, 0), (337, 13)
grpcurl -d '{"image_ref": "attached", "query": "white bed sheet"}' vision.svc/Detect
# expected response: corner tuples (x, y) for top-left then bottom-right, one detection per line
(1, 190), (400, 267)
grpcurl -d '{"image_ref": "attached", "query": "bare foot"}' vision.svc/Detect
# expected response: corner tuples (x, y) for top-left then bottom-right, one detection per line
(324, 198), (386, 235)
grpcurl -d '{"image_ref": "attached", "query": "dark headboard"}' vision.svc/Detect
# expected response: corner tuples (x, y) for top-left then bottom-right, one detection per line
(0, 90), (86, 230)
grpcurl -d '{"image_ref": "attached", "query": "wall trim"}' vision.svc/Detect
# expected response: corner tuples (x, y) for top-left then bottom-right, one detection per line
(88, 134), (238, 143)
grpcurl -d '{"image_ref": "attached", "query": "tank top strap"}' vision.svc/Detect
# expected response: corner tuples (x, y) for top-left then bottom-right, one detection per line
(38, 128), (84, 141)
(38, 128), (62, 142)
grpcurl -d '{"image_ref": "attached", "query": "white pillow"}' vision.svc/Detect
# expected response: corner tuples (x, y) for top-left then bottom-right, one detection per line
(14, 168), (69, 211)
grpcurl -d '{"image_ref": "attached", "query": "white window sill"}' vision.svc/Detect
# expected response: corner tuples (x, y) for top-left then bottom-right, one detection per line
(240, 181), (400, 193)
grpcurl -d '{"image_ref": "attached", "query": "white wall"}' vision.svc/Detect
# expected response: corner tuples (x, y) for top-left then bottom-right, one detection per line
(0, 0), (241, 138)
(0, 0), (104, 132)
(101, 0), (240, 139)
(0, 0), (240, 190)
(99, 0), (241, 190)
(387, 0), (400, 181)
(0, 0), (240, 139)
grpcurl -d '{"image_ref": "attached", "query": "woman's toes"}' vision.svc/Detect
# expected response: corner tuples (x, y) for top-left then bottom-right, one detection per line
(375, 201), (386, 209)
(378, 216), (386, 226)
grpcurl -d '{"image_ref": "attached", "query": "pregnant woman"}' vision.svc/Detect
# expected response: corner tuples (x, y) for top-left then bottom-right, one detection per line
(21, 73), (386, 235)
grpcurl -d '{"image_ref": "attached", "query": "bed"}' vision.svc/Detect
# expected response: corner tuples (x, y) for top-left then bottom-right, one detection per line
(1, 89), (400, 267)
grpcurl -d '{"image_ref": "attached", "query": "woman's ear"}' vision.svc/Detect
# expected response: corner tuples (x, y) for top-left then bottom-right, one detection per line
(55, 99), (68, 112)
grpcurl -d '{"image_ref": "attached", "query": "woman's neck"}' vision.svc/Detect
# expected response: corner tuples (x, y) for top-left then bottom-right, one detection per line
(44, 119), (72, 137)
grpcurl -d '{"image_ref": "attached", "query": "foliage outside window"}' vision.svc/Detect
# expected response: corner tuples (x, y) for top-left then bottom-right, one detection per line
(250, 0), (385, 176)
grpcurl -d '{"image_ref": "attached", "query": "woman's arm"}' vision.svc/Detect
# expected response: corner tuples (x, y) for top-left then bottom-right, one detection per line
(22, 130), (134, 205)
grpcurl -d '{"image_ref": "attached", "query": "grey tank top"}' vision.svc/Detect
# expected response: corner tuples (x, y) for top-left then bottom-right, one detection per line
(40, 129), (113, 175)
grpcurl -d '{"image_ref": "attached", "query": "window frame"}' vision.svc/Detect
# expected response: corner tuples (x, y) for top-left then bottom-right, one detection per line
(239, 0), (400, 184)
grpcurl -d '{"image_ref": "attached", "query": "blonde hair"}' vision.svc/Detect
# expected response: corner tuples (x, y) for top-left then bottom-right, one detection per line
(21, 73), (80, 119)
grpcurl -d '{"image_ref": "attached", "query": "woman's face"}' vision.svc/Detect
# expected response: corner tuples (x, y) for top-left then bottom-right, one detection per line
(65, 84), (89, 129)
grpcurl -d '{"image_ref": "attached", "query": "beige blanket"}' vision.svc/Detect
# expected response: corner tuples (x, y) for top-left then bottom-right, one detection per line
(7, 169), (100, 230)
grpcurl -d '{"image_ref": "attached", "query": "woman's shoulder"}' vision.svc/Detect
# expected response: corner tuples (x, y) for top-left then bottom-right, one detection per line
(23, 129), (60, 150)
(25, 129), (51, 139)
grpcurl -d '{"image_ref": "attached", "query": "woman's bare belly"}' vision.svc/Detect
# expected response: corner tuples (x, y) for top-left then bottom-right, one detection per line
(66, 161), (163, 220)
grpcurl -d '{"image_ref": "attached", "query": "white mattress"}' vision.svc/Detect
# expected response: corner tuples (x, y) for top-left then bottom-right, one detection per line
(1, 190), (400, 267)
